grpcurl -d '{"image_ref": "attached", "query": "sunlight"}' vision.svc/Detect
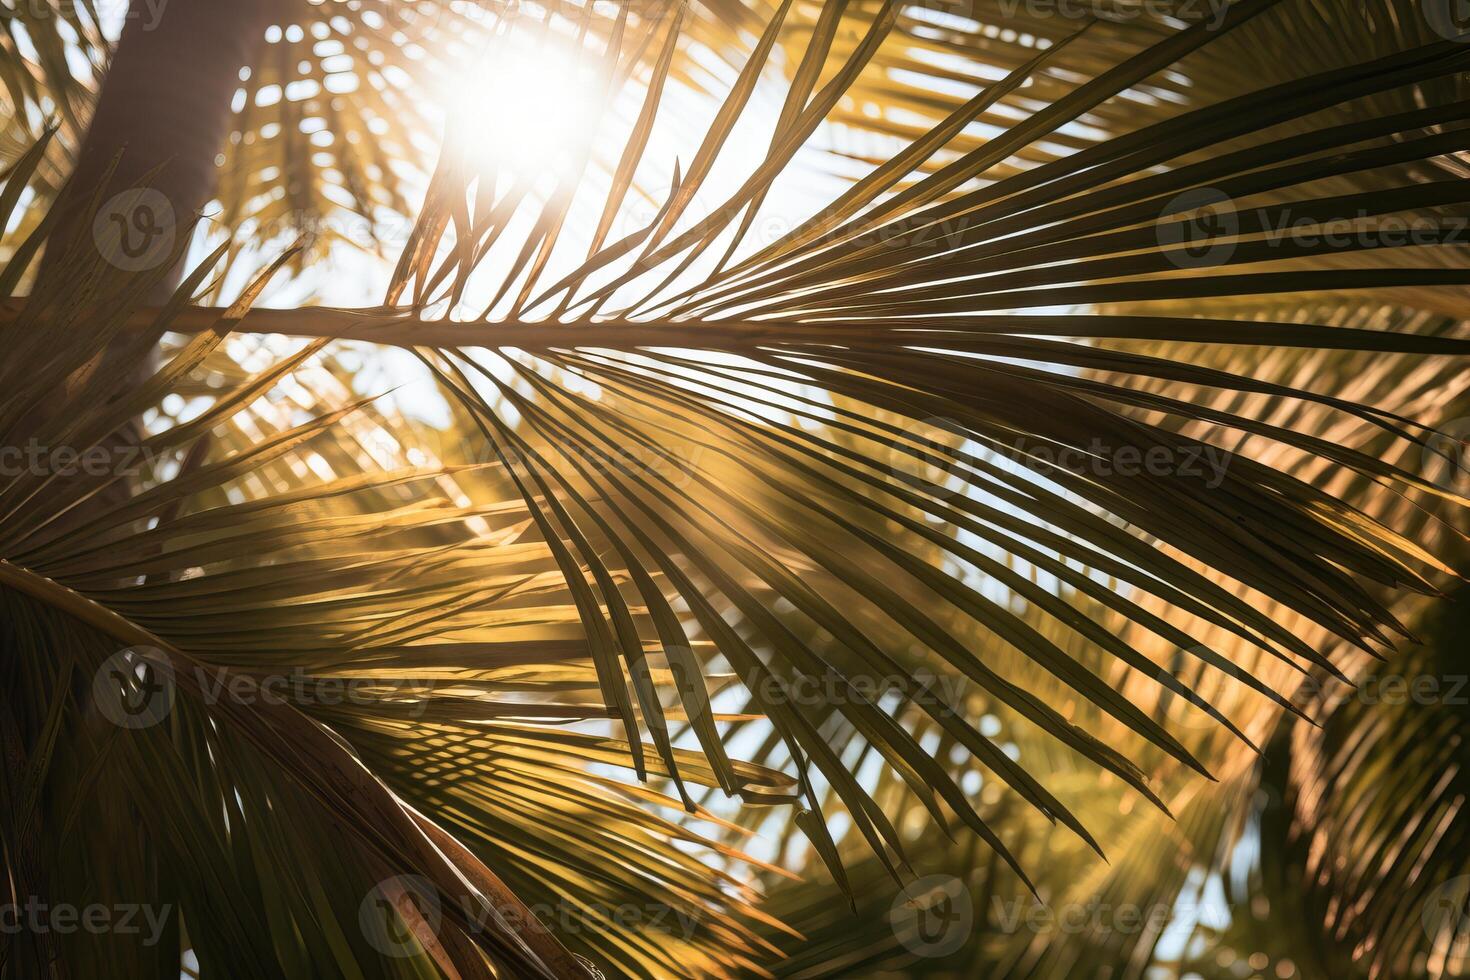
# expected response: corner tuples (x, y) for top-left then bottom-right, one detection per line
(440, 31), (603, 181)
(12, 2), (1469, 977)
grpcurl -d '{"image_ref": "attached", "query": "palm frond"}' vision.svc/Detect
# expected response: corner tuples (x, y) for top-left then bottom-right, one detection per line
(121, 0), (1470, 889)
(5, 2), (1470, 977)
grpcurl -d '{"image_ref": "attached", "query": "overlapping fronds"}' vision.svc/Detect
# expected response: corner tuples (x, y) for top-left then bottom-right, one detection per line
(1070, 305), (1470, 980)
(1, 0), (789, 274)
(1252, 589), (1470, 980)
(4, 1), (1470, 977)
(725, 308), (1469, 977)
(151, 0), (1470, 889)
(0, 133), (783, 977)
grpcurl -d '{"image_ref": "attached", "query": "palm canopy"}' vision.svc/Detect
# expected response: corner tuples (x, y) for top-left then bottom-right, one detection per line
(1, 1), (1469, 978)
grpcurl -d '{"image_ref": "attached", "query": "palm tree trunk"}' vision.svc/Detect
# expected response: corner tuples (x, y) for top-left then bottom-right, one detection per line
(37, 0), (276, 299)
(29, 0), (276, 531)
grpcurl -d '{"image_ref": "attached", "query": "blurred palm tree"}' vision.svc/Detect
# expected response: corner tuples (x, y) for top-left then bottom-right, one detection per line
(2, 0), (1470, 977)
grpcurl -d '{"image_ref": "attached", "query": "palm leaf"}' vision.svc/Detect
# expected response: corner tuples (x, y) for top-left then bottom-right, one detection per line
(4, 3), (1470, 977)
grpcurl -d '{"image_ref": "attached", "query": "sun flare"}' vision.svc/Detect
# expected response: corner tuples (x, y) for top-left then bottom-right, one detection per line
(441, 32), (603, 180)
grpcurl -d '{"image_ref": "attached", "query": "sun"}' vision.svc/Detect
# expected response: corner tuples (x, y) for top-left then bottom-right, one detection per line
(439, 29), (603, 181)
